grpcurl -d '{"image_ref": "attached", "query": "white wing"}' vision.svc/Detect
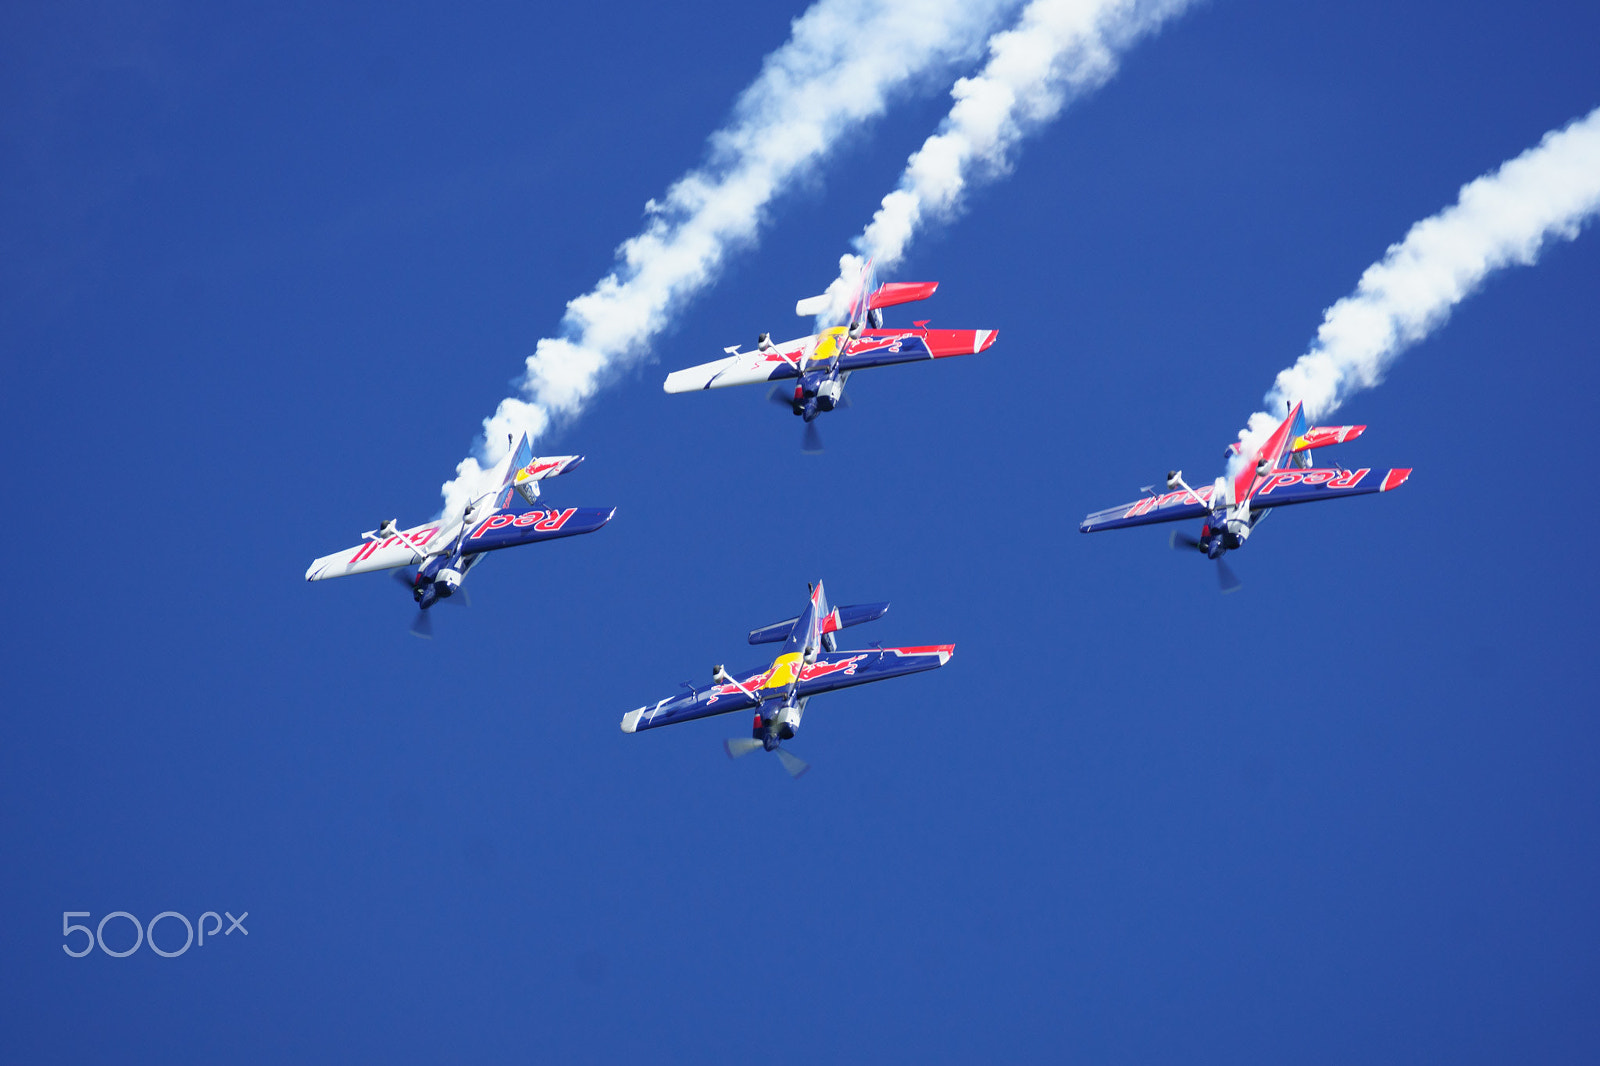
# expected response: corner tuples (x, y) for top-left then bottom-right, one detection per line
(663, 336), (815, 393)
(305, 519), (458, 581)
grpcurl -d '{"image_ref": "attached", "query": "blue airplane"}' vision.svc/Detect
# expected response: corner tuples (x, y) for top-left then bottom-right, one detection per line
(621, 581), (953, 777)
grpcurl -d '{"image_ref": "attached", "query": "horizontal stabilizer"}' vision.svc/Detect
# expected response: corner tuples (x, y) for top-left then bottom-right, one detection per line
(820, 601), (889, 634)
(748, 601), (890, 644)
(748, 617), (799, 645)
(867, 282), (937, 310)
(506, 454), (584, 505)
(1291, 425), (1367, 452)
(794, 293), (832, 317)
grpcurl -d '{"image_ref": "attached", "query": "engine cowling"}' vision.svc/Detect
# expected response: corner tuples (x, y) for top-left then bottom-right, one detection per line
(775, 702), (804, 739)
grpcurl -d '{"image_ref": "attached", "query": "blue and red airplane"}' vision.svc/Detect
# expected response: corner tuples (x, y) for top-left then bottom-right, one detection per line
(305, 433), (614, 636)
(1080, 401), (1412, 590)
(662, 257), (998, 451)
(621, 581), (954, 777)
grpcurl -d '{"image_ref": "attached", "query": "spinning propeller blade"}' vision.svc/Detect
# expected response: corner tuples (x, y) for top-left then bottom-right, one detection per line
(768, 385), (796, 409)
(1169, 529), (1241, 592)
(801, 421), (824, 454)
(1169, 529), (1202, 552)
(774, 747), (810, 779)
(409, 610), (434, 639)
(724, 738), (763, 759)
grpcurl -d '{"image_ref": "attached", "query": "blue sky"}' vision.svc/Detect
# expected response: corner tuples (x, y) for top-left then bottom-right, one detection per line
(3, 1), (1599, 1061)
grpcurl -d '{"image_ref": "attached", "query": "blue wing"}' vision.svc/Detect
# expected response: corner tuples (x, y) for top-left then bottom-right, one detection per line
(621, 645), (953, 733)
(1080, 489), (1215, 532)
(460, 505), (615, 552)
(1246, 467), (1412, 507)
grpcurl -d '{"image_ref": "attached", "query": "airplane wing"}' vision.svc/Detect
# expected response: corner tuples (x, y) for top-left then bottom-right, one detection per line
(305, 520), (453, 580)
(1247, 467), (1412, 507)
(1080, 484), (1219, 533)
(664, 325), (996, 393)
(834, 328), (997, 371)
(620, 645), (954, 733)
(305, 506), (615, 581)
(663, 337), (814, 393)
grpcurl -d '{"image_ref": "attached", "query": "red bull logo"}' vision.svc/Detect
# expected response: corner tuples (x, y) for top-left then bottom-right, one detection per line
(704, 655), (867, 705)
(513, 459), (564, 484)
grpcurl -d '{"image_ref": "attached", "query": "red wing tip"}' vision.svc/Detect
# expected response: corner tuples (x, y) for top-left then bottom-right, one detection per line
(891, 644), (955, 664)
(1380, 468), (1413, 491)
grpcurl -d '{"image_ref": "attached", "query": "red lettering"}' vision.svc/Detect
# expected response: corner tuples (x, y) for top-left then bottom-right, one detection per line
(513, 510), (544, 527)
(1126, 497), (1157, 517)
(534, 507), (577, 531)
(1254, 471), (1305, 496)
(1298, 470), (1336, 486)
(1328, 468), (1370, 489)
(470, 514), (516, 539)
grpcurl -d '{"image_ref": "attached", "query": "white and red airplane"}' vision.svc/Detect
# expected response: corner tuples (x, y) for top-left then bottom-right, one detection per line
(305, 434), (613, 635)
(663, 258), (998, 451)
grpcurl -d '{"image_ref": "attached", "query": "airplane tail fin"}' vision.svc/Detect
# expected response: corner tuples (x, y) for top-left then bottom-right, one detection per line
(499, 433), (537, 488)
(497, 433), (585, 507)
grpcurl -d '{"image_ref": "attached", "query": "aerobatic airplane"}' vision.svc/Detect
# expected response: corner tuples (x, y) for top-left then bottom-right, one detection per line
(621, 581), (954, 778)
(1080, 401), (1411, 591)
(662, 258), (998, 451)
(305, 434), (615, 636)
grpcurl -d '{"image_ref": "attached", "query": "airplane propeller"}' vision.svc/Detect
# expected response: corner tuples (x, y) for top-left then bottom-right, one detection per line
(723, 737), (810, 779)
(768, 382), (848, 454)
(393, 568), (471, 638)
(1169, 530), (1242, 593)
(767, 384), (798, 412)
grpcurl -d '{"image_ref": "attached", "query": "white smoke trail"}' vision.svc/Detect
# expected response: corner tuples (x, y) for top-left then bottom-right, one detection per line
(1239, 104), (1600, 452)
(812, 0), (1194, 317)
(439, 0), (1024, 517)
